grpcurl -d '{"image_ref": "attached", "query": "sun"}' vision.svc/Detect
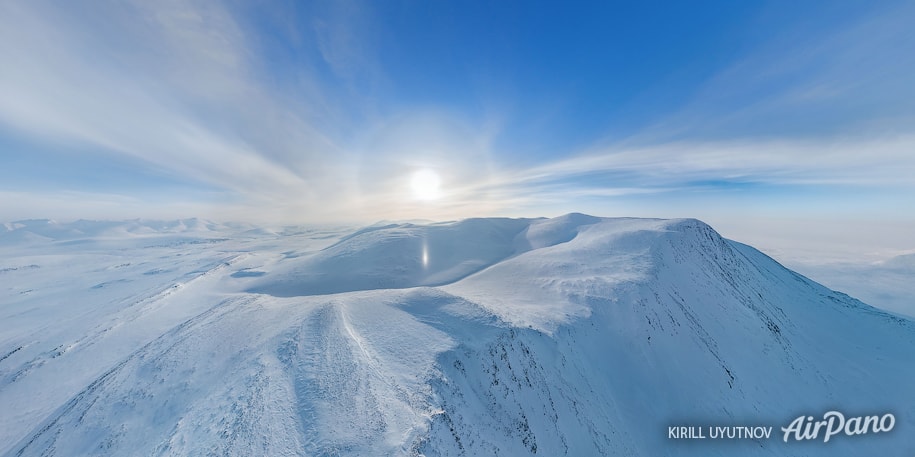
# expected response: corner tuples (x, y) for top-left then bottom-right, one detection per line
(410, 169), (442, 201)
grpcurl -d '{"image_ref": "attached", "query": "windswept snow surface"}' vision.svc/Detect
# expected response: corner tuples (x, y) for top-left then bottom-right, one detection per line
(1, 215), (913, 456)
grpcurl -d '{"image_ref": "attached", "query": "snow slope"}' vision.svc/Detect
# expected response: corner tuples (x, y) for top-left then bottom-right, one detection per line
(0, 215), (913, 456)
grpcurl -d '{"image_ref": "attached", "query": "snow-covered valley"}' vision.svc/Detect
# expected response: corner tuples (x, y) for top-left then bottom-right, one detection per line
(1, 215), (913, 456)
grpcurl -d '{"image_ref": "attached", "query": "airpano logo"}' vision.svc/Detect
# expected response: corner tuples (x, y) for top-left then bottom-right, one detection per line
(668, 411), (896, 444)
(781, 411), (895, 443)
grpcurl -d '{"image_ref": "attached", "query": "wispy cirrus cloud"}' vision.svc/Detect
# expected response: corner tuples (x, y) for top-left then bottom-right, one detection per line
(0, 0), (351, 213)
(513, 136), (915, 189)
(627, 1), (915, 143)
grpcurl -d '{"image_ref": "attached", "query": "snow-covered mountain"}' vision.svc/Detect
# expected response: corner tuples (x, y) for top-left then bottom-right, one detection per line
(0, 214), (912, 456)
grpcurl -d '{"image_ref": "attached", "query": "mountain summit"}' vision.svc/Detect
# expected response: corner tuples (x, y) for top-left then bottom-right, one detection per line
(1, 215), (912, 456)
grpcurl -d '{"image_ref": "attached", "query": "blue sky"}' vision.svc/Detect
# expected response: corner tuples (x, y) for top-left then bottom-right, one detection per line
(0, 0), (913, 260)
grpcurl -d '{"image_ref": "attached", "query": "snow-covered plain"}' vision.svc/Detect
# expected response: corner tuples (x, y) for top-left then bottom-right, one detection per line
(1, 215), (913, 456)
(785, 254), (915, 319)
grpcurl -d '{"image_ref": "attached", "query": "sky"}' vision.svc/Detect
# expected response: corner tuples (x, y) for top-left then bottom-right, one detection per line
(0, 0), (913, 263)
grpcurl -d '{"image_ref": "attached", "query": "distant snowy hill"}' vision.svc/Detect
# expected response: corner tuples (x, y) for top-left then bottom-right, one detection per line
(0, 215), (912, 456)
(786, 253), (915, 319)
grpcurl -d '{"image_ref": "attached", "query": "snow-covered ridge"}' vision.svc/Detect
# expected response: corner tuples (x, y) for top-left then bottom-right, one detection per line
(248, 217), (532, 296)
(248, 213), (671, 299)
(1, 214), (913, 456)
